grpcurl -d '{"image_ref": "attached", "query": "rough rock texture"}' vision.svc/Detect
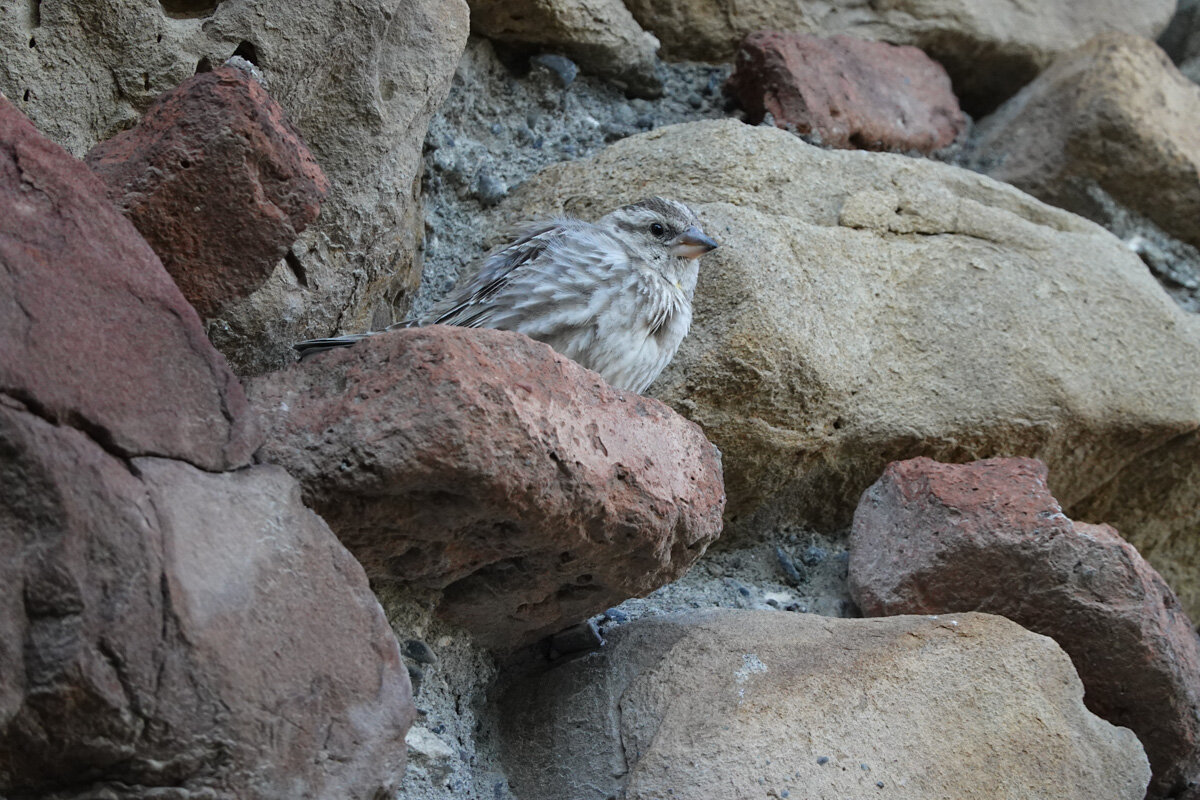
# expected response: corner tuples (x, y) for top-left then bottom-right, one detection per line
(0, 405), (415, 799)
(86, 66), (329, 319)
(622, 0), (1175, 111)
(726, 32), (966, 153)
(498, 118), (1200, 615)
(497, 610), (1150, 800)
(249, 327), (726, 649)
(0, 97), (256, 472)
(0, 0), (468, 375)
(973, 33), (1200, 254)
(848, 457), (1200, 800)
(468, 0), (661, 97)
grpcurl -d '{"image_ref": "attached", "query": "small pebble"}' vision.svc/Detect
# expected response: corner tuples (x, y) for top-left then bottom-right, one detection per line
(531, 53), (579, 87)
(861, 763), (870, 771)
(737, 585), (751, 597)
(402, 639), (438, 665)
(473, 170), (508, 207)
(775, 546), (805, 586)
(817, 756), (830, 765)
(635, 114), (655, 130)
(490, 122), (503, 135)
(781, 791), (789, 798)
(876, 782), (885, 789)
(801, 545), (827, 566)
(687, 92), (703, 108)
(605, 607), (629, 623)
(406, 664), (425, 696)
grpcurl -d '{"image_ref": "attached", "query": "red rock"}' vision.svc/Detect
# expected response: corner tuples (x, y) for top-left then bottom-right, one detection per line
(726, 32), (966, 153)
(848, 457), (1200, 800)
(0, 97), (257, 471)
(86, 66), (329, 318)
(0, 403), (414, 798)
(248, 326), (727, 650)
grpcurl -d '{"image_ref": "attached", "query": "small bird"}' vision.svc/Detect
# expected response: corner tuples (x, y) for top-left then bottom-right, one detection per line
(294, 197), (718, 394)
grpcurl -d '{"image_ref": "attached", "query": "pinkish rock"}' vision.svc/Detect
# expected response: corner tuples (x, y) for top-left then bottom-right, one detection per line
(86, 66), (330, 319)
(0, 97), (257, 471)
(248, 326), (726, 650)
(0, 403), (414, 798)
(726, 32), (966, 153)
(848, 457), (1200, 800)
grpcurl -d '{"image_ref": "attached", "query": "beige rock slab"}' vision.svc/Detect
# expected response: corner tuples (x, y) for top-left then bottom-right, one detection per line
(499, 118), (1200, 614)
(497, 610), (1150, 800)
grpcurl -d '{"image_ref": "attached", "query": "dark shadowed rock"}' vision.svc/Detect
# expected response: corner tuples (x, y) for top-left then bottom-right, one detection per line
(848, 457), (1200, 800)
(86, 66), (329, 319)
(248, 326), (726, 649)
(0, 97), (256, 472)
(0, 403), (414, 799)
(726, 32), (966, 153)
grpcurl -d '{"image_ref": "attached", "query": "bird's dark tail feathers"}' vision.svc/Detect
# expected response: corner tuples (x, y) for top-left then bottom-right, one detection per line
(292, 333), (372, 360)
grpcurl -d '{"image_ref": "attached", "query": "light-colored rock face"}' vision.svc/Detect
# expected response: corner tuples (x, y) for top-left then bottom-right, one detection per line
(499, 119), (1200, 608)
(0, 0), (468, 375)
(622, 0), (1174, 110)
(249, 326), (726, 650)
(468, 0), (662, 97)
(497, 610), (1151, 800)
(974, 33), (1200, 253)
(848, 457), (1200, 800)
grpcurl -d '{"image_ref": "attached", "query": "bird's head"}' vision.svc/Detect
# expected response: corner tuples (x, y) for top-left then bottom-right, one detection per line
(599, 197), (718, 273)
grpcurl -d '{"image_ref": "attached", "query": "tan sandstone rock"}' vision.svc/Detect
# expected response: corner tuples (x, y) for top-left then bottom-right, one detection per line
(249, 327), (726, 650)
(622, 0), (1174, 110)
(497, 610), (1150, 800)
(1, 0), (468, 375)
(468, 0), (661, 97)
(974, 33), (1200, 253)
(848, 457), (1200, 800)
(498, 118), (1200, 616)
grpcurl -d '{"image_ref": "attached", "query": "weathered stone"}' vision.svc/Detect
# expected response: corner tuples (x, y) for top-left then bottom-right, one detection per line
(498, 118), (1200, 616)
(249, 326), (726, 649)
(848, 457), (1200, 800)
(0, 403), (414, 799)
(468, 0), (661, 97)
(497, 610), (1150, 800)
(1, 0), (469, 375)
(726, 32), (966, 153)
(623, 0), (1174, 111)
(0, 97), (256, 472)
(973, 33), (1200, 254)
(86, 66), (329, 319)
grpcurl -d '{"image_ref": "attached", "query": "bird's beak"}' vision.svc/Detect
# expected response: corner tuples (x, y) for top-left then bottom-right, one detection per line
(670, 226), (719, 259)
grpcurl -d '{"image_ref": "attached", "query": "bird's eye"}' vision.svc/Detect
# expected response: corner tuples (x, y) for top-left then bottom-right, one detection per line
(649, 222), (666, 237)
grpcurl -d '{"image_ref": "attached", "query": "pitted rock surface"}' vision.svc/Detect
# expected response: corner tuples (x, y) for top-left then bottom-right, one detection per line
(849, 457), (1200, 800)
(87, 66), (329, 319)
(0, 97), (257, 471)
(249, 326), (726, 649)
(726, 32), (965, 153)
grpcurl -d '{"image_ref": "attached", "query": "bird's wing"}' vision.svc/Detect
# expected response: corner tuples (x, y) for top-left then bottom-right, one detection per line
(409, 221), (633, 338)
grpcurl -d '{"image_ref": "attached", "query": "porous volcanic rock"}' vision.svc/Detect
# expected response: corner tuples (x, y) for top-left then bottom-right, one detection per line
(86, 66), (329, 319)
(498, 118), (1200, 616)
(848, 457), (1200, 800)
(0, 0), (468, 375)
(0, 405), (414, 799)
(249, 326), (726, 649)
(497, 610), (1150, 800)
(974, 33), (1200, 253)
(622, 0), (1175, 111)
(468, 0), (661, 97)
(726, 32), (966, 153)
(0, 97), (256, 472)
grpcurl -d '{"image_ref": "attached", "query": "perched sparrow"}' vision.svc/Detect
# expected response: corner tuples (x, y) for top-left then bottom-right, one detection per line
(294, 197), (718, 393)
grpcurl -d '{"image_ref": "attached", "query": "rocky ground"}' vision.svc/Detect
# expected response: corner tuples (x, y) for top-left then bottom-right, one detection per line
(3, 1), (1200, 799)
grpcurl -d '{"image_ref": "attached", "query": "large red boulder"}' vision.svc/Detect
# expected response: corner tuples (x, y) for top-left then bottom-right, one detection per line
(249, 327), (727, 649)
(848, 457), (1200, 800)
(87, 66), (329, 319)
(0, 97), (257, 471)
